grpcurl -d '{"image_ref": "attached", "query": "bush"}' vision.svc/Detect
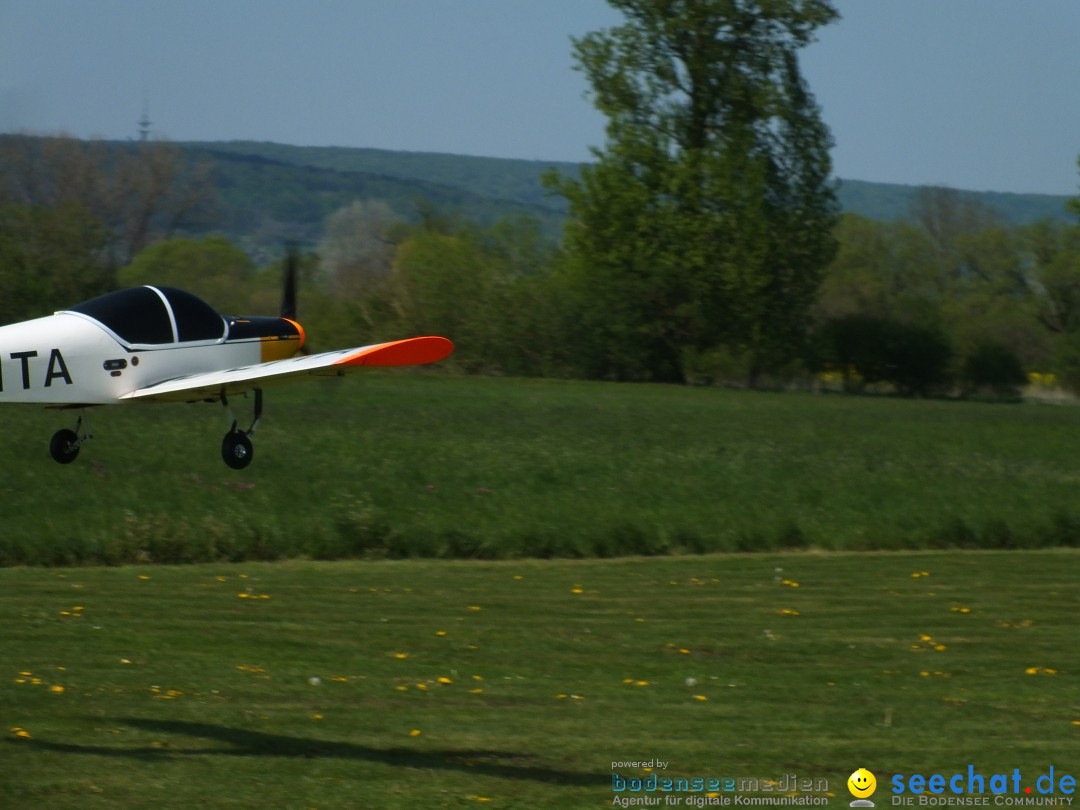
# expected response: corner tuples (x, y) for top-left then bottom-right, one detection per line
(962, 340), (1027, 398)
(887, 323), (952, 396)
(819, 315), (953, 396)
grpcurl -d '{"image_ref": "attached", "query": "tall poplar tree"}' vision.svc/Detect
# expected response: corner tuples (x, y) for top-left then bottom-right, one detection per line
(548, 0), (839, 383)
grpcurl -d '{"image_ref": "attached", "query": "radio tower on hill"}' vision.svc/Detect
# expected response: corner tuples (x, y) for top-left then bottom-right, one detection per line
(138, 93), (152, 141)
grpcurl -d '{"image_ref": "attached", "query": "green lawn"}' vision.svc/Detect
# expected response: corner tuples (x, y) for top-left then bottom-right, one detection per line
(4, 374), (1080, 565)
(2, 551), (1079, 808)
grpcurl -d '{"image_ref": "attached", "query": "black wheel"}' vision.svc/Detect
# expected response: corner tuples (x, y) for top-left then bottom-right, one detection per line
(221, 430), (254, 470)
(50, 429), (80, 464)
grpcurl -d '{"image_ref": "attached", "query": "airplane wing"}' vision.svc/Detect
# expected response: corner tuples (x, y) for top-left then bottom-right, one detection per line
(120, 336), (453, 403)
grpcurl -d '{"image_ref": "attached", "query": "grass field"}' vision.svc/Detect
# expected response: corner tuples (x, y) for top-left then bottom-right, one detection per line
(3, 551), (1079, 808)
(4, 373), (1080, 565)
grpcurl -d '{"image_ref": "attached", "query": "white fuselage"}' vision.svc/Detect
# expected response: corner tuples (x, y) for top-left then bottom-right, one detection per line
(0, 313), (264, 405)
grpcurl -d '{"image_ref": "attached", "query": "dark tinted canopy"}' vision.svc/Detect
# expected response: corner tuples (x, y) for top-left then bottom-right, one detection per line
(67, 286), (226, 345)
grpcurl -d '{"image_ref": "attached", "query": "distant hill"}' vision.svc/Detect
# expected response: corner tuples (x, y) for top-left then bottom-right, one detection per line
(172, 140), (1077, 256)
(835, 178), (1072, 225)
(178, 141), (574, 258)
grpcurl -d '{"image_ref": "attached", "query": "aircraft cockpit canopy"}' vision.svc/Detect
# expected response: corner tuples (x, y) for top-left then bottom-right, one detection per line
(64, 286), (227, 346)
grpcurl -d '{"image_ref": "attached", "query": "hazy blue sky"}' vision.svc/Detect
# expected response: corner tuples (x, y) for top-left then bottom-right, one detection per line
(2, 0), (1079, 195)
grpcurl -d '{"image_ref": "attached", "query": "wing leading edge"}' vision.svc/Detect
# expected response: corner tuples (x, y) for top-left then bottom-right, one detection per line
(121, 336), (454, 403)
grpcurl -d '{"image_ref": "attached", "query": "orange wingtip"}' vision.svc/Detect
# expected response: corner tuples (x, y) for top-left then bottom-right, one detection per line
(334, 336), (454, 367)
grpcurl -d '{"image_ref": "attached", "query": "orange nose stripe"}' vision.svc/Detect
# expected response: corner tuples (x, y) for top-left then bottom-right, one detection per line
(283, 318), (306, 351)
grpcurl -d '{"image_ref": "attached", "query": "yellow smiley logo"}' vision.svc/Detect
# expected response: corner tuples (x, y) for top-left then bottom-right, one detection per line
(848, 768), (877, 799)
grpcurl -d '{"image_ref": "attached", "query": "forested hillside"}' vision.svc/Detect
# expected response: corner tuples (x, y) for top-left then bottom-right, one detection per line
(178, 140), (1070, 258)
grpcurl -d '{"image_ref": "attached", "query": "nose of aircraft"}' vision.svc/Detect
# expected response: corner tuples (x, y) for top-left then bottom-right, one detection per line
(283, 318), (305, 353)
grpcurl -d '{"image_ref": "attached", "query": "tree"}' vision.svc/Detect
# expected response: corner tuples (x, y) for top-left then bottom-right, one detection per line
(318, 200), (403, 298)
(546, 0), (839, 384)
(816, 213), (940, 325)
(118, 236), (257, 314)
(0, 134), (214, 266)
(0, 202), (111, 323)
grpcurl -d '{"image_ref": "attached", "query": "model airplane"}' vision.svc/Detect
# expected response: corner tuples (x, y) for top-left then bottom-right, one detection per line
(0, 253), (453, 469)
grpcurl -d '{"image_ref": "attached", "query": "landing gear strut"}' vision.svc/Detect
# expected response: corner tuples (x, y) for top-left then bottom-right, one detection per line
(49, 414), (91, 464)
(221, 389), (262, 470)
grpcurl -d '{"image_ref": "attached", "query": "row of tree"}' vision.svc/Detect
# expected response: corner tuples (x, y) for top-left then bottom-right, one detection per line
(5, 182), (1075, 395)
(3, 0), (1080, 397)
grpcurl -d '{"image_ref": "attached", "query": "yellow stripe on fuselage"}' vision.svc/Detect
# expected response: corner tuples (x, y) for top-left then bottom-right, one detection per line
(259, 335), (304, 363)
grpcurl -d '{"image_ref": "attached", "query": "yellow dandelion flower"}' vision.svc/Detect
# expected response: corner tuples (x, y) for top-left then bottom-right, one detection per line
(470, 688), (484, 694)
(920, 671), (930, 677)
(1071, 721), (1080, 726)
(49, 685), (64, 694)
(14, 729), (31, 739)
(468, 795), (492, 802)
(635, 680), (650, 687)
(1045, 668), (1059, 676)
(310, 714), (323, 720)
(570, 587), (584, 594)
(934, 644), (947, 652)
(18, 671), (31, 676)
(513, 575), (523, 580)
(437, 677), (453, 685)
(435, 630), (447, 637)
(237, 593), (250, 599)
(395, 685), (408, 692)
(693, 695), (708, 701)
(416, 683), (428, 691)
(1025, 667), (1040, 675)
(471, 674), (483, 681)
(409, 729), (422, 737)
(622, 678), (634, 684)
(393, 652), (409, 660)
(556, 693), (568, 699)
(138, 575), (150, 580)
(467, 605), (482, 611)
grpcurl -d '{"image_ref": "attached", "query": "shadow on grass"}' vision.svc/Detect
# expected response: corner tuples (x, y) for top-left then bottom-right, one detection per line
(11, 717), (606, 787)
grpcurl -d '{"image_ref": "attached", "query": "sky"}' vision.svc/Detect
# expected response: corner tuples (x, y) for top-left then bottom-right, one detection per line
(1, 0), (1079, 196)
